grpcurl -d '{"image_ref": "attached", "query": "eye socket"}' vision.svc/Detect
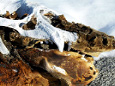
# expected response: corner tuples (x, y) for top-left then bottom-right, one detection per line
(102, 37), (108, 45)
(93, 71), (96, 75)
(90, 67), (93, 70)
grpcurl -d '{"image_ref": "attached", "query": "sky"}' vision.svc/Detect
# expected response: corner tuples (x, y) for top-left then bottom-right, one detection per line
(27, 0), (115, 37)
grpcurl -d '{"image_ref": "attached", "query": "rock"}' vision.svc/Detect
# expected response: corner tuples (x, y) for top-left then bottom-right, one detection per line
(0, 60), (49, 86)
(18, 48), (98, 86)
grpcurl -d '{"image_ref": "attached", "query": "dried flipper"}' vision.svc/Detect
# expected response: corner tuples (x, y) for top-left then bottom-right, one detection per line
(0, 60), (49, 86)
(18, 48), (98, 86)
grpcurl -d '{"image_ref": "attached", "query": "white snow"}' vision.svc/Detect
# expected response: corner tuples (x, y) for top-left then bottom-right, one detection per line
(0, 36), (9, 54)
(0, 0), (24, 14)
(92, 50), (115, 61)
(0, 0), (78, 54)
(29, 0), (115, 37)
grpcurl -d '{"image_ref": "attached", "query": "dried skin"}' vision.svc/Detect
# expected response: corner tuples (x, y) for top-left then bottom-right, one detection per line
(9, 30), (45, 48)
(4, 11), (18, 20)
(1, 11), (28, 20)
(22, 15), (37, 30)
(0, 60), (49, 86)
(50, 14), (115, 56)
(18, 48), (98, 86)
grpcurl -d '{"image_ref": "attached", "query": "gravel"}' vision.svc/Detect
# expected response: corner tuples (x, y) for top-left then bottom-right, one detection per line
(88, 57), (115, 86)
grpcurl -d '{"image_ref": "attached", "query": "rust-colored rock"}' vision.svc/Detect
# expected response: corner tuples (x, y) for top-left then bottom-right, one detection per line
(0, 60), (49, 86)
(18, 48), (98, 86)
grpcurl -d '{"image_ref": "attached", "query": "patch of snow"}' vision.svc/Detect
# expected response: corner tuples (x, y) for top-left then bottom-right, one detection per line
(29, 0), (115, 37)
(92, 50), (115, 61)
(0, 0), (24, 14)
(0, 36), (9, 54)
(0, 0), (78, 53)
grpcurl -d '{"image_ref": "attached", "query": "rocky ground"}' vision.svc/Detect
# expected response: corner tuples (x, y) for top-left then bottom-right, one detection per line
(88, 57), (115, 86)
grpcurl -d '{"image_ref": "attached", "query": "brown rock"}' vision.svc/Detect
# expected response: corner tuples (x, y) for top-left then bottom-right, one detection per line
(18, 48), (98, 86)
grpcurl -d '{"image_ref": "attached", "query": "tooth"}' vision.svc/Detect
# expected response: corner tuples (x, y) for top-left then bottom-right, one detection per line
(45, 40), (49, 44)
(67, 42), (71, 51)
(81, 55), (88, 62)
(40, 41), (43, 44)
(52, 65), (67, 75)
